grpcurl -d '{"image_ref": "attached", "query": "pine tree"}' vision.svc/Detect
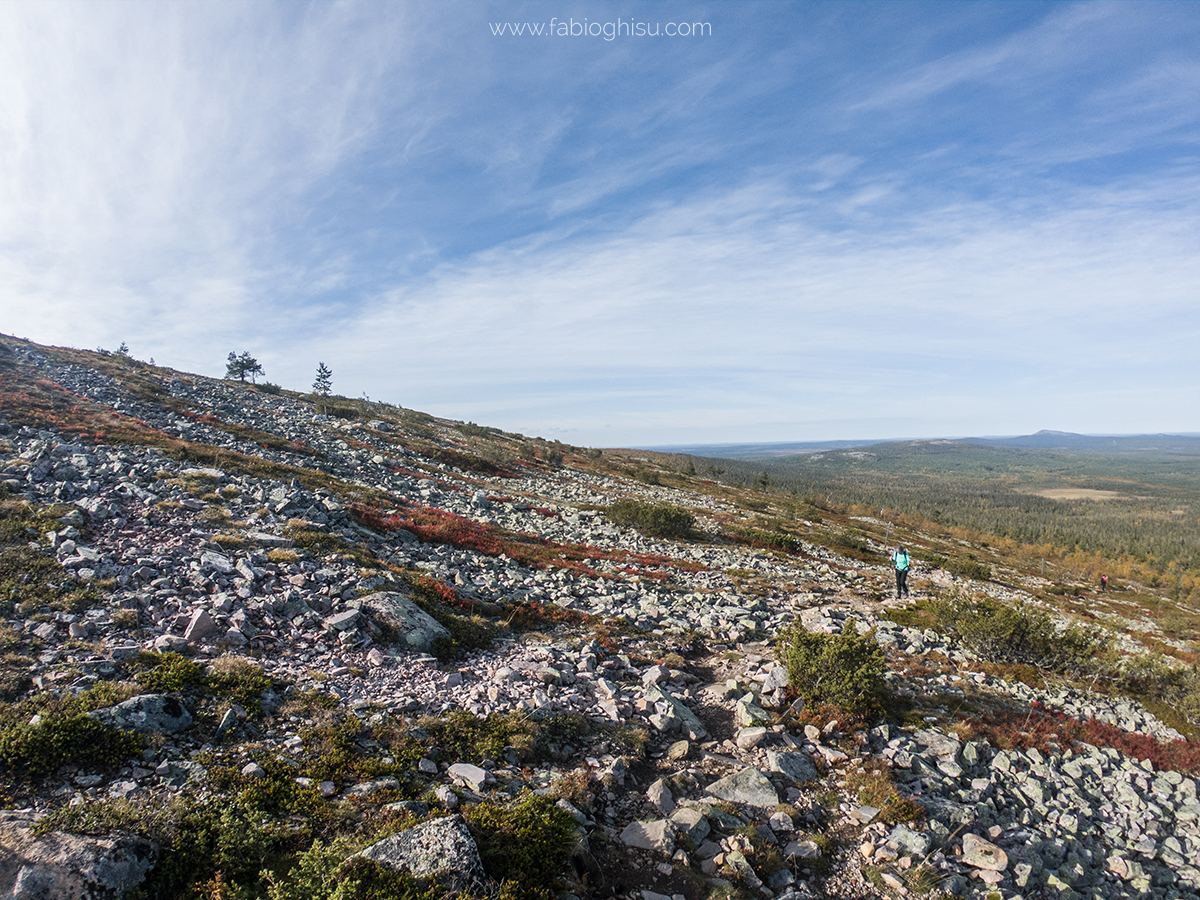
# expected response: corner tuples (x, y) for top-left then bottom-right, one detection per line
(225, 351), (264, 383)
(312, 362), (333, 396)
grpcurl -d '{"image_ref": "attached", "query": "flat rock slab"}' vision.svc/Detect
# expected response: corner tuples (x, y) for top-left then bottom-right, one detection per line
(0, 810), (158, 900)
(344, 776), (401, 797)
(355, 815), (493, 894)
(350, 591), (450, 653)
(767, 750), (819, 785)
(88, 693), (192, 733)
(961, 833), (1009, 871)
(447, 763), (489, 792)
(704, 767), (779, 809)
(620, 819), (677, 854)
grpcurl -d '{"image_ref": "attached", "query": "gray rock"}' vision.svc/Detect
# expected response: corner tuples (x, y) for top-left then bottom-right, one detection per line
(783, 839), (821, 860)
(737, 726), (768, 749)
(647, 778), (675, 816)
(888, 824), (930, 857)
(183, 608), (219, 643)
(619, 819), (677, 853)
(961, 833), (1008, 870)
(88, 693), (192, 733)
(349, 591), (450, 653)
(447, 763), (489, 792)
(200, 550), (234, 575)
(323, 609), (361, 632)
(643, 685), (707, 740)
(705, 767), (779, 809)
(913, 729), (961, 759)
(767, 750), (819, 785)
(735, 696), (773, 727)
(669, 807), (710, 843)
(345, 776), (401, 797)
(0, 810), (157, 900)
(355, 815), (493, 894)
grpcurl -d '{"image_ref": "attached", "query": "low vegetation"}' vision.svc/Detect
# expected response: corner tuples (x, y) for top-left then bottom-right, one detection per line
(604, 499), (695, 538)
(777, 618), (888, 718)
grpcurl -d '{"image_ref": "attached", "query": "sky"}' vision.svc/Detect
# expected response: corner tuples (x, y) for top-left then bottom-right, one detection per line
(2, 1), (1199, 447)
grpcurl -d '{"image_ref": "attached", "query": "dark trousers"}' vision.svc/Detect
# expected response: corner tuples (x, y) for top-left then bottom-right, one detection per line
(895, 568), (908, 597)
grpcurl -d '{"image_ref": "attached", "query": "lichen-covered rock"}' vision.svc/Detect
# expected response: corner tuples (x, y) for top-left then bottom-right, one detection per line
(354, 815), (492, 894)
(704, 766), (779, 809)
(349, 591), (450, 652)
(0, 810), (157, 899)
(87, 693), (192, 733)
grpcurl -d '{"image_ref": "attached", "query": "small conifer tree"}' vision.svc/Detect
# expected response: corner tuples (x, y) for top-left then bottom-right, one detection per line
(312, 362), (333, 396)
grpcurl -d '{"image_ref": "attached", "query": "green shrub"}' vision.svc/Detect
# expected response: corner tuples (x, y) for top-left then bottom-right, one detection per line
(265, 841), (443, 900)
(945, 556), (991, 581)
(0, 714), (140, 778)
(606, 499), (694, 538)
(464, 793), (578, 897)
(928, 593), (1107, 676)
(728, 527), (799, 553)
(135, 651), (206, 692)
(207, 656), (273, 712)
(776, 618), (887, 718)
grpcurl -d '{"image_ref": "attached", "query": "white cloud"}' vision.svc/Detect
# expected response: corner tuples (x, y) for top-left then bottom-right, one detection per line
(1, 2), (1198, 445)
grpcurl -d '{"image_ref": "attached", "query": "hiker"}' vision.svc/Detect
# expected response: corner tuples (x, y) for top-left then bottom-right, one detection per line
(1101, 574), (1108, 592)
(892, 545), (911, 598)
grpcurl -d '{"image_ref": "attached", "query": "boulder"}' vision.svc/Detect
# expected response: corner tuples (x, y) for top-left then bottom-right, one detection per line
(88, 693), (192, 733)
(349, 591), (450, 653)
(0, 810), (157, 900)
(354, 815), (492, 894)
(619, 819), (677, 854)
(647, 778), (675, 816)
(183, 609), (219, 643)
(704, 767), (779, 809)
(767, 749), (820, 785)
(447, 763), (489, 792)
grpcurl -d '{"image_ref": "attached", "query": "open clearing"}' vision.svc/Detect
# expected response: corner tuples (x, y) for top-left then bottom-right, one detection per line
(1034, 488), (1126, 500)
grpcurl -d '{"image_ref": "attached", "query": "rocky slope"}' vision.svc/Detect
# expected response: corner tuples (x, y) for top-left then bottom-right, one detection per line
(0, 336), (1196, 900)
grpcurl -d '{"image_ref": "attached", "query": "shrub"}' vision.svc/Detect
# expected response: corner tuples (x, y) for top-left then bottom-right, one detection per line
(265, 841), (441, 900)
(945, 556), (991, 581)
(830, 529), (872, 554)
(0, 714), (140, 778)
(776, 618), (887, 718)
(928, 593), (1108, 676)
(728, 527), (799, 553)
(606, 499), (694, 538)
(464, 793), (579, 897)
(135, 652), (206, 692)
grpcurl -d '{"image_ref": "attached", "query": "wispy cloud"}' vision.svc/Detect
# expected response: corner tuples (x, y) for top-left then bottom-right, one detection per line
(1, 2), (1197, 444)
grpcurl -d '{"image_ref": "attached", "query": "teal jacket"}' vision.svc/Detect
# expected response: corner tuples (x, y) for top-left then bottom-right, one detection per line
(892, 551), (910, 571)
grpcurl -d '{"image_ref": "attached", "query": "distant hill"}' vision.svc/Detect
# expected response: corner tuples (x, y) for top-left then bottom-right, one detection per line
(963, 430), (1200, 453)
(650, 430), (1200, 460)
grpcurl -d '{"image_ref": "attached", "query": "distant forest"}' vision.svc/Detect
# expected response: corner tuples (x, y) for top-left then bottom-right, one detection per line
(688, 441), (1200, 593)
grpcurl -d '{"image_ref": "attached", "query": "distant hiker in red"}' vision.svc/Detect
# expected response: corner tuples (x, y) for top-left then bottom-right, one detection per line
(892, 546), (911, 599)
(1101, 574), (1108, 592)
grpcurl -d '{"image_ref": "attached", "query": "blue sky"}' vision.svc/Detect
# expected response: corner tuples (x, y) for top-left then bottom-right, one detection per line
(2, 2), (1198, 446)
